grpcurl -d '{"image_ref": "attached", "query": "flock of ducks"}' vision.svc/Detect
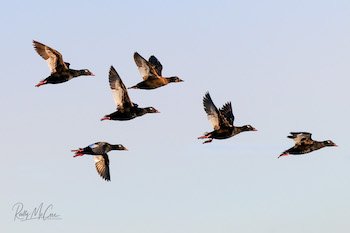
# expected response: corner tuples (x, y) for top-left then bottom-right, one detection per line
(33, 40), (338, 181)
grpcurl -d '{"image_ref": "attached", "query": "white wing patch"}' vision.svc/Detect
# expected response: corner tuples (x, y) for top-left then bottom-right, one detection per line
(138, 63), (150, 80)
(89, 143), (99, 149)
(111, 88), (125, 109)
(93, 155), (103, 162)
(208, 114), (220, 130)
(45, 47), (57, 73)
(134, 53), (151, 80)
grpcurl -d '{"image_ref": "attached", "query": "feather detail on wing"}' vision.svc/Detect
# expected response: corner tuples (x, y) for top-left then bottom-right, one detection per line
(109, 66), (133, 110)
(94, 154), (110, 181)
(148, 55), (163, 76)
(220, 102), (234, 127)
(134, 52), (158, 80)
(33, 40), (68, 73)
(203, 92), (221, 130)
(288, 132), (313, 145)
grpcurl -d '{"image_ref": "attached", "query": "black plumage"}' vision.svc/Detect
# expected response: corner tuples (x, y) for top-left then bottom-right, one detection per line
(101, 66), (159, 121)
(198, 92), (257, 143)
(278, 132), (337, 158)
(72, 142), (128, 181)
(33, 40), (94, 87)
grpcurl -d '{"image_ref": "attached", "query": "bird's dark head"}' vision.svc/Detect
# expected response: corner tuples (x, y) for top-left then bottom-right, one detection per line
(111, 144), (128, 151)
(168, 76), (184, 83)
(79, 69), (95, 76)
(241, 125), (257, 132)
(145, 107), (160, 113)
(324, 140), (337, 147)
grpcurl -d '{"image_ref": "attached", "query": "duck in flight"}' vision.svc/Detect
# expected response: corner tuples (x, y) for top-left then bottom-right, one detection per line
(278, 132), (337, 158)
(101, 66), (159, 121)
(72, 142), (128, 181)
(198, 92), (257, 143)
(33, 40), (94, 87)
(128, 52), (183, 90)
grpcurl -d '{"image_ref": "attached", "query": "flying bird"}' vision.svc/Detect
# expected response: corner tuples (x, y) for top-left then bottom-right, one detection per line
(72, 142), (128, 181)
(198, 92), (257, 143)
(101, 66), (160, 121)
(278, 132), (337, 158)
(33, 40), (94, 87)
(128, 52), (183, 89)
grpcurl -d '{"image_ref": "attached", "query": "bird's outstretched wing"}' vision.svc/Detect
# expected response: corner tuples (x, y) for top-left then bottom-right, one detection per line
(220, 102), (234, 127)
(203, 92), (223, 130)
(148, 55), (163, 76)
(33, 40), (68, 73)
(203, 92), (233, 130)
(134, 52), (158, 80)
(288, 132), (313, 145)
(109, 66), (133, 111)
(94, 154), (111, 181)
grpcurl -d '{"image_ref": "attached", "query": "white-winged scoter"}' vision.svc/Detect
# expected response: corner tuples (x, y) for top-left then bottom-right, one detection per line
(278, 132), (337, 158)
(101, 66), (159, 121)
(33, 40), (94, 87)
(128, 52), (183, 90)
(72, 142), (127, 181)
(198, 92), (257, 144)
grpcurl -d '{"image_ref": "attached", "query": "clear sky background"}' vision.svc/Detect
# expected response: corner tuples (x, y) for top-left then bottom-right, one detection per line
(1, 0), (350, 232)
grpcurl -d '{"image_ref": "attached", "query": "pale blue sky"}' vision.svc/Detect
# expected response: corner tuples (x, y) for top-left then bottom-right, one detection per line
(1, 0), (350, 232)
